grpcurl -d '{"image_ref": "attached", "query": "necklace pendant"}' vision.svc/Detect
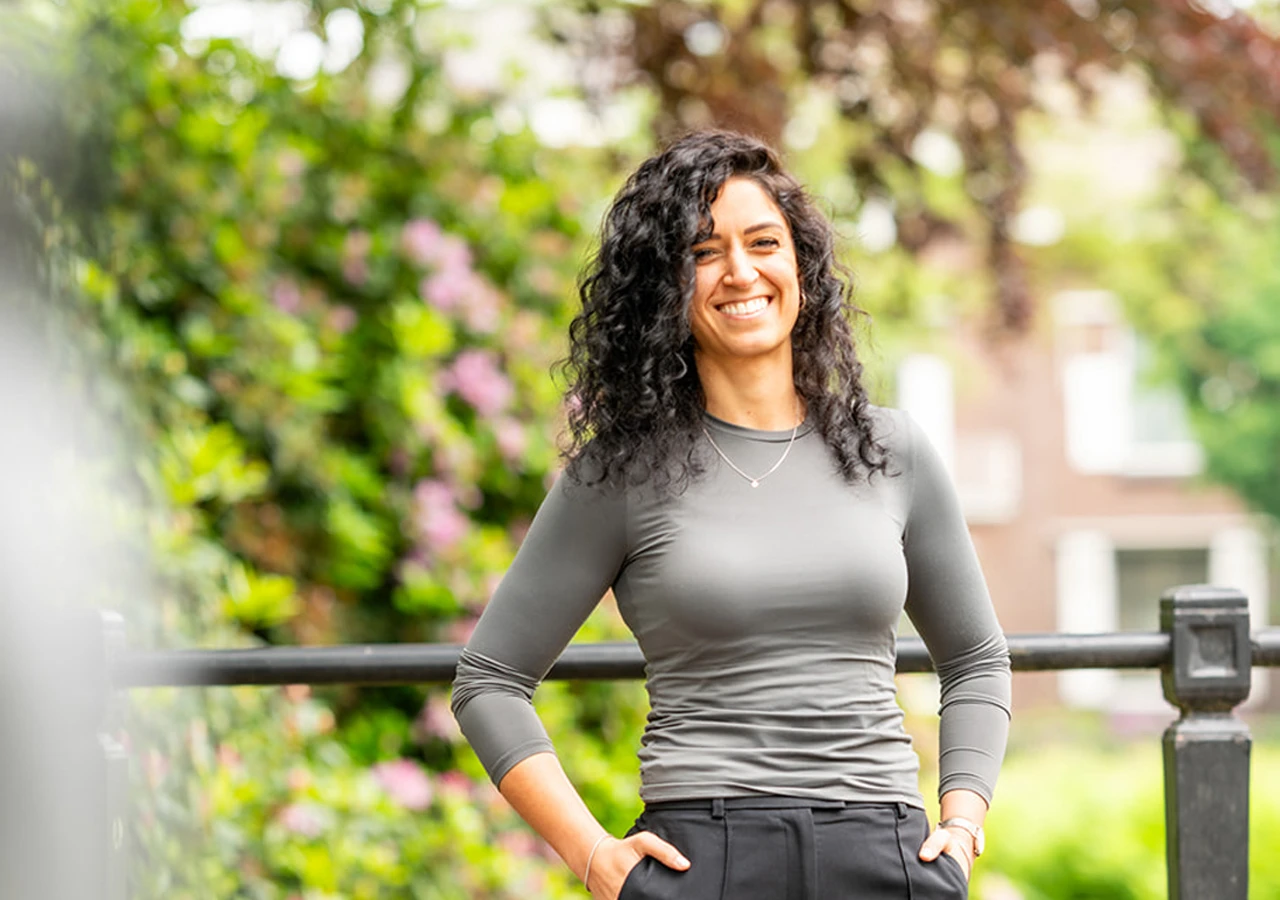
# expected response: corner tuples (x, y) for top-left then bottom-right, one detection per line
(750, 479), (760, 488)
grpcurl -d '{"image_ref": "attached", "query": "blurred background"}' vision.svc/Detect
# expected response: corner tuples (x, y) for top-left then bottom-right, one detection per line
(1, 0), (1279, 897)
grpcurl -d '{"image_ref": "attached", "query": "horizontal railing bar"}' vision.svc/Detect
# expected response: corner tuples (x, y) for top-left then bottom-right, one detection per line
(1256, 628), (1280, 665)
(110, 628), (1280, 688)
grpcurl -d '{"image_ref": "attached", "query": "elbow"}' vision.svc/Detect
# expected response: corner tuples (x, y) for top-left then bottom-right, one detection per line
(934, 632), (1011, 682)
(450, 647), (540, 721)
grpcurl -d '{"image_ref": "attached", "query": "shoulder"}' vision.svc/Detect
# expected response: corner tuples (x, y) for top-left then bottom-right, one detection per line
(552, 446), (630, 509)
(863, 404), (919, 468)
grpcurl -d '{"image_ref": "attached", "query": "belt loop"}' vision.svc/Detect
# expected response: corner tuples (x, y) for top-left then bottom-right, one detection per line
(895, 802), (909, 819)
(711, 798), (725, 819)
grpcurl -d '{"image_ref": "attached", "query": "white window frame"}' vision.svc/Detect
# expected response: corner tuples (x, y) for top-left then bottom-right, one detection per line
(1056, 522), (1270, 711)
(1056, 290), (1203, 479)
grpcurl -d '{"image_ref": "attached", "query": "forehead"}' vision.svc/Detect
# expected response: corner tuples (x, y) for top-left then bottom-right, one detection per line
(707, 177), (785, 226)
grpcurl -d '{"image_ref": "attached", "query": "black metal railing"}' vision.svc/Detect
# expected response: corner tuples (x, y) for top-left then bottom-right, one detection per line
(95, 585), (1279, 900)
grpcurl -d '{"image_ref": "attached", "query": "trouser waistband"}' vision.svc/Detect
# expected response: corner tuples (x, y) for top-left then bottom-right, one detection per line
(644, 796), (910, 818)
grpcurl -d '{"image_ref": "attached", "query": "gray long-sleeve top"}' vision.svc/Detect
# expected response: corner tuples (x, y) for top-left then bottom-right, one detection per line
(451, 407), (1012, 808)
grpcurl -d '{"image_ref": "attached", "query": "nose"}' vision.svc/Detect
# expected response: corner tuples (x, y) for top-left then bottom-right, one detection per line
(722, 245), (759, 287)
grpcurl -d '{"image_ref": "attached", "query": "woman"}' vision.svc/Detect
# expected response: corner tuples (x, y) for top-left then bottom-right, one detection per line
(451, 130), (1011, 899)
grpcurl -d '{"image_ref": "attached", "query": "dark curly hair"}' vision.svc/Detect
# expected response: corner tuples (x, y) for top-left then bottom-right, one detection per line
(559, 129), (887, 491)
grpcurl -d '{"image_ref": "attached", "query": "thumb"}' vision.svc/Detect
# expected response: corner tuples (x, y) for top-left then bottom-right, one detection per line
(918, 827), (950, 862)
(630, 831), (691, 871)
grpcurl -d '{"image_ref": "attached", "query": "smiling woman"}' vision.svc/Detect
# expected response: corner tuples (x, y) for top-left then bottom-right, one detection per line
(451, 131), (1012, 900)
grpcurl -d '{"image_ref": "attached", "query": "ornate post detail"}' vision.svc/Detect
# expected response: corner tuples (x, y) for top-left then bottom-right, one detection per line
(1161, 585), (1252, 900)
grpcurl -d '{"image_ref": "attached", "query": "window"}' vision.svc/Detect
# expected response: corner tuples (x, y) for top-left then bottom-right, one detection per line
(897, 352), (1022, 524)
(1056, 290), (1202, 478)
(1056, 527), (1270, 711)
(1116, 548), (1208, 632)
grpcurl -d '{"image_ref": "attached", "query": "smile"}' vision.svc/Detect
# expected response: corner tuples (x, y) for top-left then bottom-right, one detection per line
(715, 297), (771, 317)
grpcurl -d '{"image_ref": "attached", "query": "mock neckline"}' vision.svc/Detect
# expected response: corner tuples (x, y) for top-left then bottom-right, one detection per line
(701, 409), (816, 443)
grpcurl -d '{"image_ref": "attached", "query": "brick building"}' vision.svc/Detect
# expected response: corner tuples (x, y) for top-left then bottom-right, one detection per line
(898, 289), (1274, 713)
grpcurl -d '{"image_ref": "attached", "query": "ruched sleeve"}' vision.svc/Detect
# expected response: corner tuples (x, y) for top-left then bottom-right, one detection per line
(898, 414), (1012, 804)
(451, 472), (628, 787)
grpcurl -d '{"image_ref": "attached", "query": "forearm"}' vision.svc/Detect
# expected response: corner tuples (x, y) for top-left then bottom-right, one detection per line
(935, 668), (1011, 803)
(497, 751), (608, 883)
(939, 787), (988, 826)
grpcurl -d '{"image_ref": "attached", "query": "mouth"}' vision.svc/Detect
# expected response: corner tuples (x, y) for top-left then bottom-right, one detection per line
(714, 296), (771, 318)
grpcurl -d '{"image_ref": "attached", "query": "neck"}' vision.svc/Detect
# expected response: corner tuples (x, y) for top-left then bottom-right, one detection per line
(696, 353), (802, 431)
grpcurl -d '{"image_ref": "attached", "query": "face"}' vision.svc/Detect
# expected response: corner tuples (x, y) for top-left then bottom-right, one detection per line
(687, 177), (801, 372)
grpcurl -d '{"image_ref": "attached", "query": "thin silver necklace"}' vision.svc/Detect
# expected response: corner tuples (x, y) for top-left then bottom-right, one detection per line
(701, 406), (802, 488)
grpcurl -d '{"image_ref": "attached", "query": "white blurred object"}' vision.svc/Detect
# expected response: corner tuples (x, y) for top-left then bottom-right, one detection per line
(896, 353), (955, 476)
(0, 187), (139, 897)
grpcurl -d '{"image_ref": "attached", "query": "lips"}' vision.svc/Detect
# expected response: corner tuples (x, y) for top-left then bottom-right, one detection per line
(715, 296), (771, 317)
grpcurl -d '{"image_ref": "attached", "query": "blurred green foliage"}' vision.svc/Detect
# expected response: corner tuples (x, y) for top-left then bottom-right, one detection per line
(969, 741), (1280, 900)
(1109, 187), (1280, 527)
(4, 0), (647, 895)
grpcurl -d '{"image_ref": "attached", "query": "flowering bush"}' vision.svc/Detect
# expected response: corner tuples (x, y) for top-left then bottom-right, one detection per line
(7, 0), (651, 895)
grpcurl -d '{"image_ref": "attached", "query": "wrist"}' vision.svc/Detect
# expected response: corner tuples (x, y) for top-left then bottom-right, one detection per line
(938, 816), (985, 858)
(581, 833), (613, 889)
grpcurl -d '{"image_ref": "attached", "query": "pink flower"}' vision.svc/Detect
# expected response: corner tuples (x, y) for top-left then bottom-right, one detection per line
(421, 268), (473, 312)
(342, 230), (371, 286)
(437, 770), (473, 800)
(287, 767), (311, 792)
(278, 802), (330, 837)
(272, 278), (303, 313)
(413, 479), (469, 551)
(327, 305), (357, 334)
(461, 281), (503, 333)
(498, 830), (539, 858)
(443, 350), (512, 416)
(416, 695), (461, 743)
(276, 149), (306, 179)
(372, 759), (433, 811)
(494, 417), (527, 462)
(400, 218), (444, 266)
(446, 613), (479, 644)
(434, 235), (472, 273)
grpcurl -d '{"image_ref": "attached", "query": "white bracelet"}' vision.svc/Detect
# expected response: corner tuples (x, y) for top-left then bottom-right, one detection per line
(582, 834), (611, 893)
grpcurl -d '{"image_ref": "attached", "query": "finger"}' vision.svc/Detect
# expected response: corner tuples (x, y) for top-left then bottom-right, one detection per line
(629, 831), (691, 870)
(944, 846), (972, 879)
(917, 828), (951, 861)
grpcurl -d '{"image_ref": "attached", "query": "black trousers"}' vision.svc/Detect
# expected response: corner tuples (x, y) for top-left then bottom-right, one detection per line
(618, 798), (968, 900)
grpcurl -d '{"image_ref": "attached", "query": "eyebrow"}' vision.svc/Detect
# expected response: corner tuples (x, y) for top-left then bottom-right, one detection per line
(697, 220), (787, 242)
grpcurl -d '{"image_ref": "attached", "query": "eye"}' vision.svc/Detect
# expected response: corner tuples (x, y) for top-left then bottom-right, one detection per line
(691, 247), (718, 262)
(752, 237), (781, 249)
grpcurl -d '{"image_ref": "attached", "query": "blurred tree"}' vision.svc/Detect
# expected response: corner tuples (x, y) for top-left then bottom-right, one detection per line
(1110, 181), (1280, 523)
(555, 0), (1280, 332)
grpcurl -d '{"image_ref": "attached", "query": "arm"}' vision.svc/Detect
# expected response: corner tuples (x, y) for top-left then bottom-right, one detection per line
(897, 414), (1012, 874)
(497, 752), (689, 898)
(450, 474), (687, 897)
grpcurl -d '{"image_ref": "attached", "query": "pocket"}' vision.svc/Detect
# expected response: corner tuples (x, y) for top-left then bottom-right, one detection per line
(617, 856), (652, 900)
(892, 807), (968, 900)
(936, 851), (970, 896)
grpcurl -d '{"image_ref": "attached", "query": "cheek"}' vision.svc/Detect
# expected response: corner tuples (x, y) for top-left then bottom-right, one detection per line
(692, 268), (720, 304)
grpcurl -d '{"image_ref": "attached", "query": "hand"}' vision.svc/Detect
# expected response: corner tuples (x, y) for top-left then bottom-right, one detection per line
(918, 826), (973, 881)
(585, 831), (690, 900)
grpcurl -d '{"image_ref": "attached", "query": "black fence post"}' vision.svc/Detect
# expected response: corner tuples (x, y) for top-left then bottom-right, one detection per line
(1161, 585), (1252, 900)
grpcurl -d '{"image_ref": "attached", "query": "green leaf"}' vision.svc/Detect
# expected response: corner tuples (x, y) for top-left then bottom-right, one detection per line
(221, 562), (298, 628)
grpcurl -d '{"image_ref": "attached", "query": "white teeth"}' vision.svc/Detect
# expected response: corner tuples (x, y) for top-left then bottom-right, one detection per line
(718, 297), (769, 316)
